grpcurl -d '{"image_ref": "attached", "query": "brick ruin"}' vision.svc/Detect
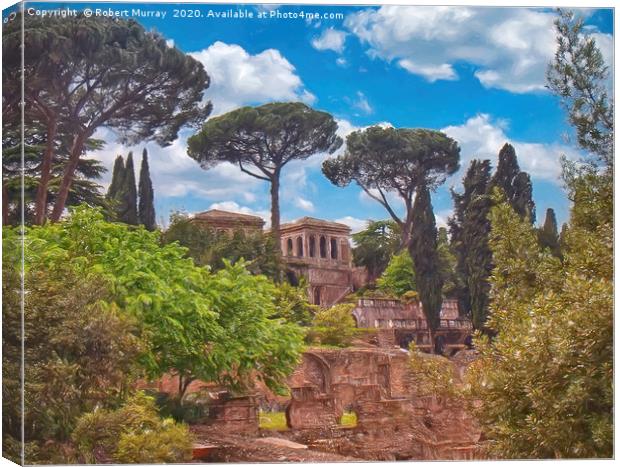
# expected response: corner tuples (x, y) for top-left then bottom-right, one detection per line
(184, 209), (480, 460)
(281, 347), (482, 460)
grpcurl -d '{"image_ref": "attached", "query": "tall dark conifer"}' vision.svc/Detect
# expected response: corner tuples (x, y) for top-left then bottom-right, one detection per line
(409, 185), (443, 350)
(538, 208), (561, 257)
(449, 159), (493, 325)
(138, 148), (156, 231)
(107, 155), (125, 201)
(118, 152), (138, 225)
(491, 143), (536, 223)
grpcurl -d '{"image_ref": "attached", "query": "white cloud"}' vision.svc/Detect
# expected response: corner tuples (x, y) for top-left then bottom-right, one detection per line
(190, 42), (315, 115)
(165, 39), (174, 48)
(294, 197), (315, 212)
(90, 128), (265, 218)
(334, 216), (369, 234)
(434, 209), (453, 229)
(336, 57), (348, 67)
(441, 114), (582, 185)
(311, 28), (348, 54)
(344, 6), (613, 93)
(352, 91), (373, 115)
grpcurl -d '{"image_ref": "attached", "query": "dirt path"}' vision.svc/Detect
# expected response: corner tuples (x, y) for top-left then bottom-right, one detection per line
(191, 427), (362, 462)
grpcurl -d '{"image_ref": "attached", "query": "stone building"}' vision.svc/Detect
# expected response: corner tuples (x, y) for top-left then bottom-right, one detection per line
(190, 209), (265, 235)
(279, 217), (363, 307)
(352, 297), (471, 353)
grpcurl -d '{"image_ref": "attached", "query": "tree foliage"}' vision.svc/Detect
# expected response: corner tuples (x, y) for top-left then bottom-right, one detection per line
(119, 152), (138, 225)
(3, 12), (211, 222)
(546, 9), (613, 167)
(20, 207), (304, 399)
(161, 212), (278, 278)
(138, 149), (157, 231)
(470, 181), (612, 458)
(323, 126), (459, 249)
(72, 392), (192, 464)
(376, 251), (416, 297)
(308, 304), (358, 347)
(409, 185), (443, 336)
(351, 220), (401, 282)
(537, 207), (561, 258)
(490, 143), (535, 223)
(187, 102), (341, 253)
(2, 234), (143, 463)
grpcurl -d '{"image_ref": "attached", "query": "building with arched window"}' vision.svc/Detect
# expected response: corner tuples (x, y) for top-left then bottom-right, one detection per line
(191, 210), (366, 308)
(279, 217), (362, 307)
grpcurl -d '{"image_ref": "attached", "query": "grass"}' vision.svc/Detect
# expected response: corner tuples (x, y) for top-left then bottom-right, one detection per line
(259, 411), (288, 431)
(339, 411), (357, 427)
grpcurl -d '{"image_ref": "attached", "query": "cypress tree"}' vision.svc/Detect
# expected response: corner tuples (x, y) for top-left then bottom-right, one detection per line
(538, 208), (561, 257)
(409, 185), (443, 351)
(449, 159), (493, 326)
(138, 148), (156, 231)
(491, 143), (536, 223)
(107, 155), (125, 201)
(118, 152), (138, 225)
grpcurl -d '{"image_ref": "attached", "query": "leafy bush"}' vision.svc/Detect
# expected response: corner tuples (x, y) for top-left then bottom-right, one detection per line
(21, 206), (304, 398)
(162, 211), (278, 278)
(2, 229), (143, 463)
(308, 303), (357, 347)
(377, 251), (416, 297)
(73, 392), (193, 463)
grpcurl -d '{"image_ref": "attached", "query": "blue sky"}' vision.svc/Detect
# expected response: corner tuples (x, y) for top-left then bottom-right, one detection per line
(8, 3), (615, 230)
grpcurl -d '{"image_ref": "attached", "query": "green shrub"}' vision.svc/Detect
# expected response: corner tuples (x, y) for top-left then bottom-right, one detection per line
(308, 303), (357, 347)
(72, 392), (193, 463)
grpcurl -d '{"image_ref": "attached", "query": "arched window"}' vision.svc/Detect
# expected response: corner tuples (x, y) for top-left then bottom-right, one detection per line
(296, 236), (303, 257)
(313, 287), (322, 305)
(286, 238), (293, 256)
(330, 238), (338, 259)
(309, 235), (316, 257)
(319, 236), (327, 258)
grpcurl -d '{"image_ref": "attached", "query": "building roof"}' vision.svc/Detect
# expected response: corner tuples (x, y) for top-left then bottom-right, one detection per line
(280, 216), (351, 234)
(192, 209), (265, 226)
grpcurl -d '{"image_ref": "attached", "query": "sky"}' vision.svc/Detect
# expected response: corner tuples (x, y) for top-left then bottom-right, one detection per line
(5, 2), (615, 231)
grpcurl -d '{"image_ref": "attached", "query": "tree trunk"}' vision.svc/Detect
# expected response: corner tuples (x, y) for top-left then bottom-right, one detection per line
(270, 173), (283, 280)
(50, 132), (88, 222)
(34, 118), (57, 225)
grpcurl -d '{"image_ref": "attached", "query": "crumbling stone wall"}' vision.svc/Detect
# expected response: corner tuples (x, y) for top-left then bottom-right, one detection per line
(205, 392), (259, 436)
(285, 347), (482, 460)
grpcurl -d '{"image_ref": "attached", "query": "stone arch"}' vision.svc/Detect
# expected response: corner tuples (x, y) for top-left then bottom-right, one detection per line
(286, 238), (293, 256)
(319, 236), (327, 258)
(296, 236), (303, 257)
(330, 238), (338, 259)
(302, 352), (332, 394)
(309, 235), (316, 257)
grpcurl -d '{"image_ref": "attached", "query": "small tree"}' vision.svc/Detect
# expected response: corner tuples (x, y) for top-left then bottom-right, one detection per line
(310, 304), (357, 347)
(376, 251), (416, 297)
(351, 220), (401, 282)
(138, 149), (156, 231)
(187, 102), (342, 254)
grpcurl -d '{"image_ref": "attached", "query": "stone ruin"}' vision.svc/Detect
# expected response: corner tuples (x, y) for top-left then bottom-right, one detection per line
(282, 347), (482, 460)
